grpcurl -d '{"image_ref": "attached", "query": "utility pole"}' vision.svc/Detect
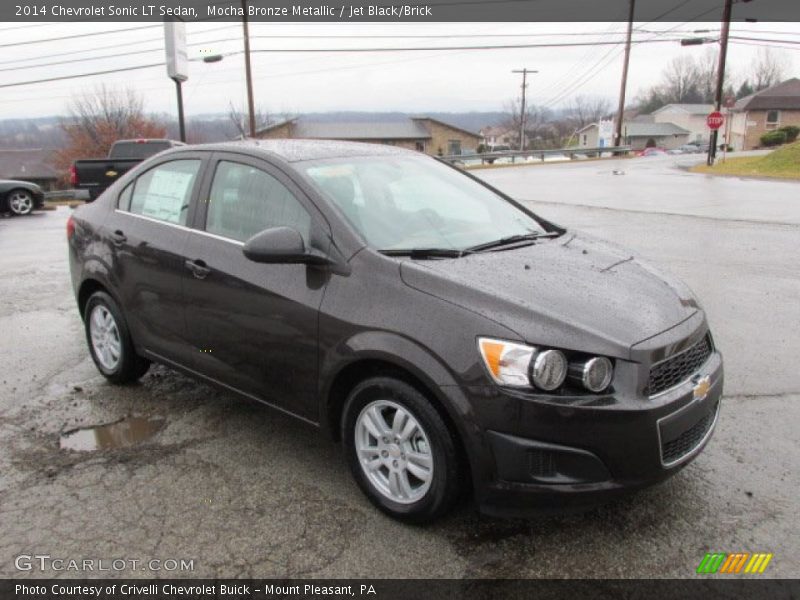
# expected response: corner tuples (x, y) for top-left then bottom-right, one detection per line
(708, 0), (733, 166)
(241, 0), (257, 138)
(174, 80), (186, 142)
(512, 68), (537, 151)
(613, 0), (635, 152)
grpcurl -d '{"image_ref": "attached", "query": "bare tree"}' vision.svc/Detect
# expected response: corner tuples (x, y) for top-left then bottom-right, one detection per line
(750, 48), (787, 91)
(567, 95), (613, 128)
(54, 86), (165, 180)
(660, 56), (703, 104)
(696, 47), (719, 103)
(500, 98), (542, 148)
(227, 102), (281, 138)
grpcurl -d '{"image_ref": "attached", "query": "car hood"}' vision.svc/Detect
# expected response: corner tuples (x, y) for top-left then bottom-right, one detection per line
(399, 232), (700, 359)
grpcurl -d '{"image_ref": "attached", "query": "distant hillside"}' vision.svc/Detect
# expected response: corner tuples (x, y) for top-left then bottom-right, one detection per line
(0, 111), (507, 148)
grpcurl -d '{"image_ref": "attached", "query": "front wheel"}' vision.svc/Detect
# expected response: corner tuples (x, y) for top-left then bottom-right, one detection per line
(7, 189), (34, 216)
(84, 291), (150, 384)
(342, 377), (462, 523)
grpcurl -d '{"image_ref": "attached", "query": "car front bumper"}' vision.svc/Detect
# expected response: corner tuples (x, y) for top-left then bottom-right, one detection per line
(459, 347), (723, 518)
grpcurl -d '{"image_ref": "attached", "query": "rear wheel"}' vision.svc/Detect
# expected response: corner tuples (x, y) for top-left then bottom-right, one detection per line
(7, 189), (34, 216)
(84, 291), (150, 384)
(342, 377), (461, 523)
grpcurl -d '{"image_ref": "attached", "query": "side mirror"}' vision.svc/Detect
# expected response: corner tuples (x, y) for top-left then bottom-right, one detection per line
(242, 227), (331, 265)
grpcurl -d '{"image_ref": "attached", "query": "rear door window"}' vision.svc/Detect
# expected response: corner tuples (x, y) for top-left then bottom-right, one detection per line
(129, 159), (201, 226)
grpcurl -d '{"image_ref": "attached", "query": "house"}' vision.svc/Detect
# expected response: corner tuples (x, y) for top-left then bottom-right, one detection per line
(576, 121), (690, 151)
(651, 103), (714, 144)
(254, 116), (482, 156)
(729, 78), (800, 150)
(479, 125), (528, 149)
(0, 148), (59, 190)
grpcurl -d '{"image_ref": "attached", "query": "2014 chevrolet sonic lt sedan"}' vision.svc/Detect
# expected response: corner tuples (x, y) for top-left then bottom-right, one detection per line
(68, 140), (723, 522)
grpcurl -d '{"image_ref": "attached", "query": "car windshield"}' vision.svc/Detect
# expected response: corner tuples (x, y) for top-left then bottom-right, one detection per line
(299, 155), (547, 252)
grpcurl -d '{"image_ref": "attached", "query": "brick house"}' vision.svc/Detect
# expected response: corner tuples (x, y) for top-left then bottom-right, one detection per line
(729, 78), (800, 150)
(254, 117), (481, 157)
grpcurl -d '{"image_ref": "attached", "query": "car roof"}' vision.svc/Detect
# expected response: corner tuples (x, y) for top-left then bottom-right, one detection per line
(168, 139), (418, 163)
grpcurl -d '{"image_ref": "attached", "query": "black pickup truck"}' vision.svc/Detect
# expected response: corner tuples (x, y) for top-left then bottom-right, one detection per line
(71, 139), (184, 201)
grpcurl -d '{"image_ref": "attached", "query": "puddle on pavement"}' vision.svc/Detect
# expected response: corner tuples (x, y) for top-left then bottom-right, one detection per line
(59, 416), (165, 452)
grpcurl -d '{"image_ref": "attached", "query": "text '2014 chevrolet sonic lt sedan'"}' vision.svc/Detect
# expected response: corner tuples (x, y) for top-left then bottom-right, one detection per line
(68, 140), (723, 523)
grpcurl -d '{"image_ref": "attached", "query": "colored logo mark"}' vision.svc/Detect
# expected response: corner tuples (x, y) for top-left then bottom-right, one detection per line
(697, 552), (773, 574)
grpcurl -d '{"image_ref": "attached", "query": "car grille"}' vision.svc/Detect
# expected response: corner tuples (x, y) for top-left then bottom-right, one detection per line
(661, 401), (718, 465)
(646, 334), (712, 396)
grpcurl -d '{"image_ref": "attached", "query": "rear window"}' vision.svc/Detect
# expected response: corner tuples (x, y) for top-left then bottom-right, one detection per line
(110, 141), (172, 159)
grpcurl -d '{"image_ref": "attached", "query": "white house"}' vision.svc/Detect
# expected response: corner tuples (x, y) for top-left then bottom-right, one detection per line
(577, 121), (690, 151)
(650, 104), (714, 144)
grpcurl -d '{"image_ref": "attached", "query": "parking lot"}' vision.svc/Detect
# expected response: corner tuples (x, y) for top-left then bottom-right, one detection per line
(1, 154), (798, 578)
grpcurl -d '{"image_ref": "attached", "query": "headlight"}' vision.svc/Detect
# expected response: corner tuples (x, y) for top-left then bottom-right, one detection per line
(477, 338), (535, 387)
(478, 337), (614, 393)
(530, 349), (568, 391)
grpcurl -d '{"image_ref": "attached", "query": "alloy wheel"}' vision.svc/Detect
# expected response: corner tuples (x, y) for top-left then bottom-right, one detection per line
(8, 191), (33, 215)
(89, 305), (122, 371)
(355, 400), (434, 504)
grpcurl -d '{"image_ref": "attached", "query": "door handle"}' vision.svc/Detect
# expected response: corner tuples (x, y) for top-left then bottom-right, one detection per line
(110, 230), (126, 245)
(185, 259), (211, 279)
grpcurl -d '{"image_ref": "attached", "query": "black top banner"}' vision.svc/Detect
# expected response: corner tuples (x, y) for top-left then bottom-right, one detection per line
(4, 0), (800, 22)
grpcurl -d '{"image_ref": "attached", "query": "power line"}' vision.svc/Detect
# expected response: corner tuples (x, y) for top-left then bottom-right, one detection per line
(0, 34), (244, 73)
(0, 24), (161, 49)
(729, 35), (800, 45)
(0, 62), (164, 89)
(0, 36), (689, 91)
(245, 38), (686, 54)
(730, 40), (800, 52)
(0, 25), (239, 66)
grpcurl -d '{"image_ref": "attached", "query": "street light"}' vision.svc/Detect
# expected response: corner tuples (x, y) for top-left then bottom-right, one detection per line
(680, 37), (718, 46)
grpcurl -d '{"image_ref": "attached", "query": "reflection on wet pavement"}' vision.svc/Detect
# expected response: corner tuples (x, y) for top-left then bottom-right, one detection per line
(59, 416), (165, 451)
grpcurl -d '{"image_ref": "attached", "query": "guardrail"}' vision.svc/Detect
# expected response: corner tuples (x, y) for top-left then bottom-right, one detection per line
(440, 145), (632, 165)
(44, 189), (90, 200)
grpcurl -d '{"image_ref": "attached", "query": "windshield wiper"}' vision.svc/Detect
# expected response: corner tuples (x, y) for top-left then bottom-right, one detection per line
(380, 248), (471, 259)
(466, 231), (560, 253)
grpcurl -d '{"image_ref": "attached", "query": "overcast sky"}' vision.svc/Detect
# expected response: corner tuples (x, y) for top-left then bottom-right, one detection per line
(0, 20), (796, 120)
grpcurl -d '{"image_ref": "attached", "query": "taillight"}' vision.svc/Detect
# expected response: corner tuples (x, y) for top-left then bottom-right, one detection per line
(69, 165), (78, 186)
(66, 215), (75, 240)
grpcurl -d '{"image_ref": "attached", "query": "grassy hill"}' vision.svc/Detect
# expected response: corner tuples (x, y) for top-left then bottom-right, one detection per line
(691, 142), (800, 180)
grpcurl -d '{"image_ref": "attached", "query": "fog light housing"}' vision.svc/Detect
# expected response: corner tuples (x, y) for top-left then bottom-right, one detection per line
(530, 349), (567, 391)
(578, 356), (614, 392)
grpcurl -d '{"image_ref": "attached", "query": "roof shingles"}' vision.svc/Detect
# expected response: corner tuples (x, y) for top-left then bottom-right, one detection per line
(734, 78), (800, 111)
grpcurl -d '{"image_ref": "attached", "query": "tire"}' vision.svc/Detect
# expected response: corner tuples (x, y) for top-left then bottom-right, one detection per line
(7, 189), (34, 216)
(342, 376), (461, 523)
(83, 291), (150, 384)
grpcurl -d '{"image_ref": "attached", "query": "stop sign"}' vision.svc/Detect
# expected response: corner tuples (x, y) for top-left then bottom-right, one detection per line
(707, 111), (724, 130)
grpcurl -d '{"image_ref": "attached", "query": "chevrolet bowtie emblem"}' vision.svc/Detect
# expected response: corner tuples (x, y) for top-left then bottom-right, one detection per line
(693, 376), (711, 401)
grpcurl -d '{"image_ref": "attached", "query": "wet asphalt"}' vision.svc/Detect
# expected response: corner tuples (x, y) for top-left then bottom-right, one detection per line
(1, 155), (798, 579)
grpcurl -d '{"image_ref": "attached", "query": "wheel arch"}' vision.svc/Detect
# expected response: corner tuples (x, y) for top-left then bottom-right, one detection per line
(321, 340), (482, 497)
(77, 276), (122, 321)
